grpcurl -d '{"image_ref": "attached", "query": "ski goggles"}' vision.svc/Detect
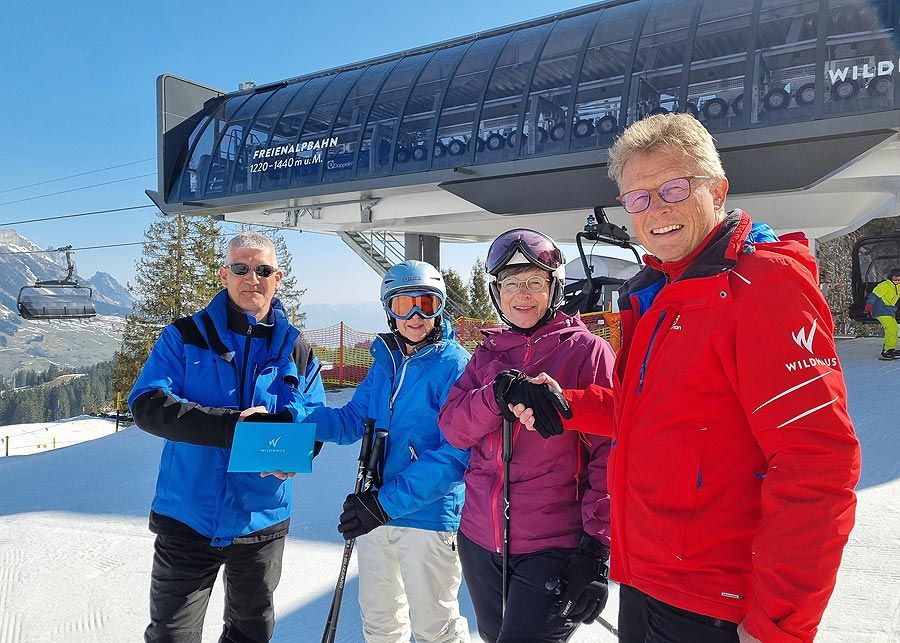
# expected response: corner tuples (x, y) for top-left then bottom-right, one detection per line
(486, 229), (564, 275)
(616, 176), (711, 214)
(386, 292), (444, 320)
(226, 262), (278, 278)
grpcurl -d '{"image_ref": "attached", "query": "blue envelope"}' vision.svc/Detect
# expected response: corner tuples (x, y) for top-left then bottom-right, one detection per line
(227, 422), (317, 473)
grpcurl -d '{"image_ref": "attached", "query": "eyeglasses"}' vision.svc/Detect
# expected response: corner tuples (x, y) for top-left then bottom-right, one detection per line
(387, 293), (444, 320)
(498, 276), (551, 294)
(617, 176), (712, 214)
(226, 263), (277, 278)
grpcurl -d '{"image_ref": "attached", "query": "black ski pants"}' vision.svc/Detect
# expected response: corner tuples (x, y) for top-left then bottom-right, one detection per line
(144, 534), (285, 643)
(618, 584), (739, 643)
(458, 531), (580, 643)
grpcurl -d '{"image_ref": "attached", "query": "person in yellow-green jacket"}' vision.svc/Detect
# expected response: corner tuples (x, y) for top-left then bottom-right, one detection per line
(865, 267), (900, 360)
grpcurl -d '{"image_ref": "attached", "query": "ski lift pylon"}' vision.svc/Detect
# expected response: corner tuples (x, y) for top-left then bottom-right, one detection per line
(17, 245), (96, 321)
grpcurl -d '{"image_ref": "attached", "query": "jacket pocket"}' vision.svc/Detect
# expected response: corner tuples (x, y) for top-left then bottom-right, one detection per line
(660, 425), (708, 561)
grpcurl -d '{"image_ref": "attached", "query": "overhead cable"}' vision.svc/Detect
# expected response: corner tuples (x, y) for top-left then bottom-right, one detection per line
(0, 157), (156, 195)
(0, 173), (157, 207)
(0, 204), (157, 227)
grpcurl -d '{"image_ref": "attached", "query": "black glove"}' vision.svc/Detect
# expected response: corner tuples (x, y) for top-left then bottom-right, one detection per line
(493, 369), (572, 438)
(549, 534), (610, 624)
(337, 489), (391, 540)
(493, 370), (526, 423)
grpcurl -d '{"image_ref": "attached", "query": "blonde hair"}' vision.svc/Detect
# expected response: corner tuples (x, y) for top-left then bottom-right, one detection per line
(607, 114), (725, 189)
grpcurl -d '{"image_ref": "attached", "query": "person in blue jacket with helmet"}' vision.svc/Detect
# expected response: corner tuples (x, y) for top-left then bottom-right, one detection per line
(308, 260), (471, 643)
(129, 231), (326, 643)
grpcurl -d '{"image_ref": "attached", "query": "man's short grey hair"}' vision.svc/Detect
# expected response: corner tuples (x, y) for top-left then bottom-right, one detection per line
(225, 231), (278, 267)
(607, 113), (725, 189)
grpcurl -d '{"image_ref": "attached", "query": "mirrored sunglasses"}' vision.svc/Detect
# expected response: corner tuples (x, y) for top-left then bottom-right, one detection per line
(617, 175), (711, 214)
(388, 293), (443, 320)
(226, 262), (277, 278)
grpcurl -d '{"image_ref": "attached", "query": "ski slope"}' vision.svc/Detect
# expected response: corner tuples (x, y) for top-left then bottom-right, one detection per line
(0, 337), (897, 642)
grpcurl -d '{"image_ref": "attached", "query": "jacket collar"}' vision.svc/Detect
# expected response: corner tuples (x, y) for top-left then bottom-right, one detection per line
(480, 310), (587, 352)
(200, 289), (294, 362)
(620, 210), (752, 314)
(371, 317), (456, 369)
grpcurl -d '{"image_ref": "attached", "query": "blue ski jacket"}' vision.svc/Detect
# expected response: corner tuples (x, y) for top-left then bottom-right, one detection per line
(129, 289), (326, 546)
(308, 319), (470, 531)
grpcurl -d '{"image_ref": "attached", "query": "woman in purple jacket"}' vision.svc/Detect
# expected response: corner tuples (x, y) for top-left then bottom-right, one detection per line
(439, 229), (615, 643)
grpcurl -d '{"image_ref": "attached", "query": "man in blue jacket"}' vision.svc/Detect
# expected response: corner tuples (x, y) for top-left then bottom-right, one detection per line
(129, 231), (326, 643)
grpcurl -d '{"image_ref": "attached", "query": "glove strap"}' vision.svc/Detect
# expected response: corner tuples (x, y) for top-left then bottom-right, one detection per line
(578, 534), (610, 578)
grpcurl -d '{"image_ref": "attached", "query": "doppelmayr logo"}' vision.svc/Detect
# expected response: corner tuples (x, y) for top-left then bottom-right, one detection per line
(786, 320), (838, 371)
(260, 436), (286, 454)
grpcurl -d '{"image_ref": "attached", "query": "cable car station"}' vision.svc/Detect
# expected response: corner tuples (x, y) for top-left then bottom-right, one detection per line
(148, 0), (900, 309)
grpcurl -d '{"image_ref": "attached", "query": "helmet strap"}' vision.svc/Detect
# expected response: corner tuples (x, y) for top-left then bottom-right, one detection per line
(387, 315), (443, 352)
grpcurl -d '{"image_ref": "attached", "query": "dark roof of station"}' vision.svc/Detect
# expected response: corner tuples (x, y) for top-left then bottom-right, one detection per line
(162, 0), (899, 209)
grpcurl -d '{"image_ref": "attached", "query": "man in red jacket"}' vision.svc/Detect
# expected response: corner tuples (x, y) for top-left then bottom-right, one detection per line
(511, 113), (860, 643)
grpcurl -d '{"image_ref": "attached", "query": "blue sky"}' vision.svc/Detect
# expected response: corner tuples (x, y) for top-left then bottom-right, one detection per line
(0, 0), (596, 305)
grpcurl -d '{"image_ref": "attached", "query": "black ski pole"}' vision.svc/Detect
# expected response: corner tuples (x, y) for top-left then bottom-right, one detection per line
(321, 418), (375, 643)
(501, 416), (513, 615)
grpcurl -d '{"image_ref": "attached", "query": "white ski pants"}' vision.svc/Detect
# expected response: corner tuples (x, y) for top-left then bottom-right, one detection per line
(356, 525), (470, 643)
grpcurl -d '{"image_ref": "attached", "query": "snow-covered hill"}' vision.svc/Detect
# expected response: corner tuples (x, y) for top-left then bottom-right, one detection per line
(0, 338), (897, 642)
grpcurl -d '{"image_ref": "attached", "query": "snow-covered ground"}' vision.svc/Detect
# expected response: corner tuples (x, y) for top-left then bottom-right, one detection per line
(0, 337), (896, 642)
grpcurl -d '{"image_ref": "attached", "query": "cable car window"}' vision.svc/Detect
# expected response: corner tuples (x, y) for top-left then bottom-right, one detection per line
(356, 53), (431, 179)
(232, 83), (306, 195)
(395, 45), (468, 175)
(258, 75), (332, 192)
(521, 11), (599, 158)
(289, 69), (365, 187)
(475, 22), (554, 165)
(322, 61), (396, 185)
(626, 0), (699, 127)
(174, 95), (248, 202)
(203, 91), (272, 198)
(825, 0), (896, 117)
(686, 1), (754, 133)
(751, 0), (821, 125)
(432, 33), (509, 171)
(570, 2), (643, 152)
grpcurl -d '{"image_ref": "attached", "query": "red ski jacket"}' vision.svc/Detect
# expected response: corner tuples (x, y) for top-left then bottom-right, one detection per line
(561, 211), (860, 643)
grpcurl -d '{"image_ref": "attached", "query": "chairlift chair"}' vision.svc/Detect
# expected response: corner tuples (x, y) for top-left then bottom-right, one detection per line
(849, 232), (900, 323)
(17, 246), (96, 321)
(561, 207), (643, 316)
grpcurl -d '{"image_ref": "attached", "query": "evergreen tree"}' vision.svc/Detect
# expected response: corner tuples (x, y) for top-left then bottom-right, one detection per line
(441, 268), (472, 319)
(469, 258), (496, 320)
(111, 213), (225, 398)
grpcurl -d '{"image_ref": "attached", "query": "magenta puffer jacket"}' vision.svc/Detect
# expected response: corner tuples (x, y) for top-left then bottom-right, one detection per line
(439, 311), (614, 555)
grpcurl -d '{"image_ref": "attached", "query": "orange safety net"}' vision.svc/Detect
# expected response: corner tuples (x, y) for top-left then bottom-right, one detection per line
(302, 314), (621, 387)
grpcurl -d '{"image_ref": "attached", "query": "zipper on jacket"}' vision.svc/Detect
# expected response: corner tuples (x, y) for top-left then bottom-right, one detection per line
(637, 311), (667, 394)
(491, 439), (504, 553)
(238, 325), (253, 409)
